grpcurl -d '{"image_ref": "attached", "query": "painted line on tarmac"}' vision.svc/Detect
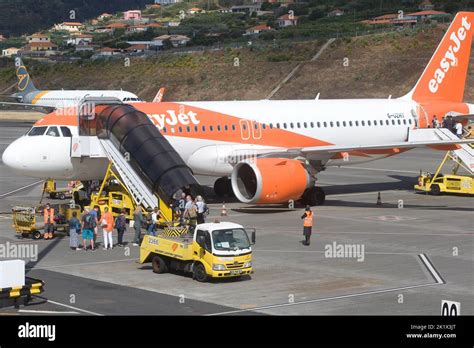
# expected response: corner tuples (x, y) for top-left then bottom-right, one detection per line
(418, 253), (445, 284)
(33, 295), (103, 316)
(0, 180), (44, 198)
(327, 190), (403, 198)
(261, 228), (473, 236)
(206, 282), (442, 316)
(27, 258), (135, 271)
(19, 309), (79, 315)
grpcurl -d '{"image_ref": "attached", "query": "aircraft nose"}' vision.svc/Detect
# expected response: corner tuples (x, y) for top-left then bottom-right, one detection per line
(2, 140), (21, 170)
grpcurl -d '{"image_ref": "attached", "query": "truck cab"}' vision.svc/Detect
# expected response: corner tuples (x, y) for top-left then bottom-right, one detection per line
(140, 221), (255, 282)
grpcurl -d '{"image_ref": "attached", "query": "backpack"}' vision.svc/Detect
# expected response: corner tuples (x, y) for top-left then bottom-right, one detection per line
(187, 205), (197, 219)
(84, 213), (96, 229)
(116, 215), (126, 230)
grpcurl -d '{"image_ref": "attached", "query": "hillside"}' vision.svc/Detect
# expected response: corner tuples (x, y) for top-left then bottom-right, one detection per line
(0, 0), (153, 36)
(1, 23), (474, 102)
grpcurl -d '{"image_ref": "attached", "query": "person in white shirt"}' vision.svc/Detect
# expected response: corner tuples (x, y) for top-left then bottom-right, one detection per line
(195, 195), (208, 224)
(455, 121), (464, 138)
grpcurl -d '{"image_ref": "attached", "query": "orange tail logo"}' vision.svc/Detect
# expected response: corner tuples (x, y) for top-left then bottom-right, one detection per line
(409, 12), (474, 103)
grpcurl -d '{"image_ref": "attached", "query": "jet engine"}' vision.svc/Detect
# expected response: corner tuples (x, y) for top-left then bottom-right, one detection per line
(230, 158), (313, 204)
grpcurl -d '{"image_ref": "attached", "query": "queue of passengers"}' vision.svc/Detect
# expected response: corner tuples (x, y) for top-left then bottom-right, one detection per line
(65, 193), (209, 251)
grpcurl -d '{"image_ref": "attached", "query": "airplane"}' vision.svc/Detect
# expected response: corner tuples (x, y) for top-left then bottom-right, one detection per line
(3, 12), (474, 206)
(0, 57), (143, 112)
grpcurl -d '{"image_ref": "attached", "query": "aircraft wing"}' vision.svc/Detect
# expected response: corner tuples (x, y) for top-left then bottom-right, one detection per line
(0, 101), (55, 113)
(257, 138), (472, 160)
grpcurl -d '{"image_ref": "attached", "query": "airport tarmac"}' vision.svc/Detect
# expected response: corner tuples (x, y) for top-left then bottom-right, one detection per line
(0, 120), (472, 315)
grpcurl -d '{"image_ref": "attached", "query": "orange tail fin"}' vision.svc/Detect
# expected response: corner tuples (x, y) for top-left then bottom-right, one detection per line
(405, 12), (474, 103)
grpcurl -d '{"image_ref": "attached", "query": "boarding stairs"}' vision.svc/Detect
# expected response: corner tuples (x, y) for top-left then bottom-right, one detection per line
(99, 138), (159, 211)
(408, 127), (474, 173)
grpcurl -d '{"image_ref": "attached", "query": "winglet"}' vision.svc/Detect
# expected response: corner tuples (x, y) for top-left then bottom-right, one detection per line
(153, 87), (165, 103)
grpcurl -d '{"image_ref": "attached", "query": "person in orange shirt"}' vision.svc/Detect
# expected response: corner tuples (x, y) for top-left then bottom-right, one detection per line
(43, 203), (55, 240)
(301, 205), (314, 246)
(101, 207), (115, 250)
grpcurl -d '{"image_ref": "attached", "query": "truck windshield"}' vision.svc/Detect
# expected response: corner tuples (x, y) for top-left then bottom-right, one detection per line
(212, 228), (250, 251)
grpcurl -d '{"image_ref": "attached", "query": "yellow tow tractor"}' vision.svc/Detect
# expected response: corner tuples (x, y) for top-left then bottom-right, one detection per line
(140, 221), (256, 282)
(43, 180), (83, 200)
(415, 151), (474, 195)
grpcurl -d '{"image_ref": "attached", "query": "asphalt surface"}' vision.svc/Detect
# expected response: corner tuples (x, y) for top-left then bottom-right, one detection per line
(0, 119), (472, 315)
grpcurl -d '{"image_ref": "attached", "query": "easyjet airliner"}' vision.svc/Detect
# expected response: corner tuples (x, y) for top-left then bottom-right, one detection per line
(0, 58), (143, 112)
(3, 12), (474, 206)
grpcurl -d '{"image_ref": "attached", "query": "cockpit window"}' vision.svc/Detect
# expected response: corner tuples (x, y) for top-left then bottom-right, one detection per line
(46, 126), (60, 137)
(60, 126), (72, 137)
(28, 126), (47, 136)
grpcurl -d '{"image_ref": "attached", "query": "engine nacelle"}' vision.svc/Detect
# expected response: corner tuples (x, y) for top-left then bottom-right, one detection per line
(231, 158), (312, 204)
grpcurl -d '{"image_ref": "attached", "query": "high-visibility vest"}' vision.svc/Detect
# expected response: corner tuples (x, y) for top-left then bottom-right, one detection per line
(304, 211), (313, 227)
(44, 208), (55, 224)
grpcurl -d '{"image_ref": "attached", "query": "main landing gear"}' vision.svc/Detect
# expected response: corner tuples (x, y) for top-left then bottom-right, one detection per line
(213, 177), (233, 197)
(302, 186), (326, 206)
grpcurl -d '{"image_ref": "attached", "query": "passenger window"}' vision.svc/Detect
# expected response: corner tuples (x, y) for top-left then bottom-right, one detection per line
(349, 121), (352, 127)
(46, 126), (60, 137)
(368, 120), (371, 126)
(179, 127), (182, 133)
(283, 123), (287, 129)
(276, 123), (280, 129)
(310, 122), (314, 128)
(232, 124), (236, 131)
(355, 121), (359, 126)
(187, 126), (191, 132)
(336, 121), (340, 127)
(224, 125), (228, 131)
(342, 121), (346, 127)
(408, 119), (412, 124)
(269, 123), (273, 129)
(361, 121), (365, 126)
(397, 120), (401, 125)
(254, 123), (258, 130)
(194, 126), (198, 132)
(163, 127), (167, 133)
(392, 120), (395, 125)
(210, 126), (214, 132)
(373, 120), (377, 126)
(202, 126), (206, 132)
(386, 120), (389, 125)
(303, 122), (307, 128)
(217, 125), (221, 131)
(60, 126), (72, 137)
(290, 123), (294, 129)
(28, 126), (47, 136)
(323, 122), (327, 127)
(262, 124), (266, 129)
(316, 122), (320, 128)
(297, 122), (300, 128)
(330, 121), (334, 127)
(242, 124), (246, 131)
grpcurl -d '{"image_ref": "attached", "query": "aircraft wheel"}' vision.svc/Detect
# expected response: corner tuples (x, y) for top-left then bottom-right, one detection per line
(302, 187), (326, 206)
(214, 177), (231, 197)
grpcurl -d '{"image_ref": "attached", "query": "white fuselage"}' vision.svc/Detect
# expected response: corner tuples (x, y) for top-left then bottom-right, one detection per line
(2, 98), (423, 181)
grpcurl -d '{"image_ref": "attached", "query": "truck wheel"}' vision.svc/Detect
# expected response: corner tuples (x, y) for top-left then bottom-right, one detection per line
(431, 185), (441, 196)
(33, 231), (42, 240)
(152, 255), (168, 274)
(193, 263), (208, 282)
(58, 193), (66, 200)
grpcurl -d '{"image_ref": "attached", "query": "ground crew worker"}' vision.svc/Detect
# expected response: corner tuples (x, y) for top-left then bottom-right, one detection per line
(301, 205), (313, 246)
(43, 203), (55, 239)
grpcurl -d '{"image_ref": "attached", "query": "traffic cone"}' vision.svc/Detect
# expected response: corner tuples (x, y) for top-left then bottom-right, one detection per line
(221, 203), (227, 216)
(376, 192), (382, 206)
